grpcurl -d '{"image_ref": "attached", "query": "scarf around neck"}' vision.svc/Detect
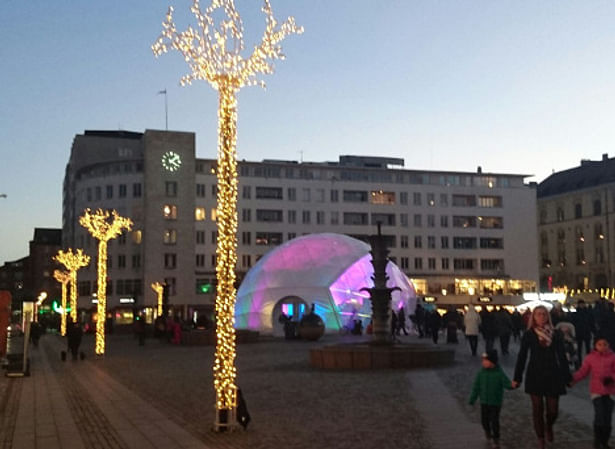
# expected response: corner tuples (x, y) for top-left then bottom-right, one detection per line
(534, 325), (553, 347)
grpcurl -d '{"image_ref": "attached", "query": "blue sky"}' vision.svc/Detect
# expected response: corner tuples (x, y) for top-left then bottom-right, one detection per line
(3, 0), (615, 263)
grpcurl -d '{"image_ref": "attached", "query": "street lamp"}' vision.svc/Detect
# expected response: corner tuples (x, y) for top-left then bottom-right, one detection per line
(34, 292), (47, 322)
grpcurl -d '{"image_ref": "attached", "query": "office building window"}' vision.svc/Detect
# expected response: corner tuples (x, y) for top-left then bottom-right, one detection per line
(288, 232), (296, 240)
(288, 210), (296, 224)
(302, 210), (311, 224)
(164, 277), (176, 296)
(400, 192), (408, 205)
(427, 193), (435, 206)
(164, 253), (177, 269)
(316, 211), (325, 225)
(196, 254), (205, 267)
(400, 235), (409, 248)
(95, 186), (101, 200)
(302, 188), (311, 202)
(427, 214), (435, 227)
(413, 192), (422, 206)
(256, 187), (283, 199)
(315, 189), (325, 202)
(330, 189), (339, 202)
(195, 207), (206, 221)
(343, 212), (368, 225)
(441, 258), (449, 270)
(256, 209), (283, 222)
(196, 231), (205, 244)
(440, 215), (448, 227)
(133, 183), (142, 198)
(414, 257), (423, 270)
(287, 187), (296, 201)
(163, 229), (177, 245)
(440, 193), (448, 206)
(370, 191), (395, 205)
(242, 254), (252, 268)
(454, 258), (476, 270)
(330, 211), (339, 225)
(106, 185), (113, 199)
(428, 258), (436, 270)
(401, 257), (409, 270)
(452, 194), (476, 207)
(255, 232), (283, 246)
(242, 232), (251, 245)
(196, 183), (206, 197)
(132, 254), (141, 268)
(400, 213), (408, 227)
(242, 185), (251, 199)
(118, 254), (126, 268)
(441, 236), (449, 249)
(478, 195), (503, 208)
(343, 190), (368, 202)
(427, 236), (436, 249)
(165, 181), (178, 197)
(414, 236), (422, 249)
(413, 214), (422, 227)
(242, 209), (251, 222)
(212, 231), (218, 244)
(163, 204), (177, 220)
(371, 213), (395, 226)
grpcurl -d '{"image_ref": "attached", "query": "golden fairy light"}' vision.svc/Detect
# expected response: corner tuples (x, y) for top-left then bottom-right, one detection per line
(53, 269), (71, 336)
(153, 0), (302, 427)
(151, 282), (164, 317)
(54, 249), (90, 324)
(79, 208), (133, 355)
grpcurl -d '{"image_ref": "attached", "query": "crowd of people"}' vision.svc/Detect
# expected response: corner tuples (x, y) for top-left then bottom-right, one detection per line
(465, 300), (615, 449)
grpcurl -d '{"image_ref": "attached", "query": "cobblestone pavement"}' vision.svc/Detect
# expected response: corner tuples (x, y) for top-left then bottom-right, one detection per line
(1, 331), (604, 449)
(93, 333), (432, 449)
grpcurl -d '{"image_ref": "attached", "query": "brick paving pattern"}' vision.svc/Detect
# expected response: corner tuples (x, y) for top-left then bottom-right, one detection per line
(0, 330), (608, 448)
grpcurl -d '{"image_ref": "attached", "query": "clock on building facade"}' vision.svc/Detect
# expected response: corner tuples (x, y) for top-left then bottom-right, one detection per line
(161, 150), (182, 172)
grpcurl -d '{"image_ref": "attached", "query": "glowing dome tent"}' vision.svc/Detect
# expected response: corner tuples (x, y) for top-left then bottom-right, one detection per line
(235, 233), (416, 334)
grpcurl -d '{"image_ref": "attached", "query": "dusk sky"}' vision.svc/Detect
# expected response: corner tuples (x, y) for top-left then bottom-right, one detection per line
(3, 1), (615, 263)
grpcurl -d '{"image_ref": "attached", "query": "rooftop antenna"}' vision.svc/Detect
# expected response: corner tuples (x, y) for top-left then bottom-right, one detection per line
(299, 150), (304, 163)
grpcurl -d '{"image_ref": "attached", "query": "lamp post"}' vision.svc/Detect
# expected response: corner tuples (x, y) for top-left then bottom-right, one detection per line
(153, 0), (302, 430)
(151, 282), (164, 317)
(54, 249), (90, 323)
(34, 292), (47, 323)
(79, 208), (132, 355)
(53, 270), (71, 336)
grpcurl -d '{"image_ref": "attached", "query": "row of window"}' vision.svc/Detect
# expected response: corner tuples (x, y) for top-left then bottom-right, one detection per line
(241, 186), (503, 207)
(237, 165), (511, 188)
(398, 257), (504, 272)
(542, 198), (605, 224)
(78, 230), (142, 248)
(77, 278), (143, 296)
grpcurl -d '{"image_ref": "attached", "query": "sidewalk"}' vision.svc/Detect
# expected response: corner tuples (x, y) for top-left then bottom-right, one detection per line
(4, 336), (212, 449)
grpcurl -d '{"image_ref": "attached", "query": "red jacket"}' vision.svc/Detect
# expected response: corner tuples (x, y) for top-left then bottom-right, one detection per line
(573, 349), (615, 396)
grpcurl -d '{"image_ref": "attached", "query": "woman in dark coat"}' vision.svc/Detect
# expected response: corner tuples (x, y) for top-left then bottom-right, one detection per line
(513, 305), (571, 449)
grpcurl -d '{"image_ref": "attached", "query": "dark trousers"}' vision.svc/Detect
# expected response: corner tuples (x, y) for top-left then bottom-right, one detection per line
(467, 335), (478, 356)
(431, 328), (439, 344)
(593, 395), (614, 445)
(480, 404), (501, 439)
(577, 335), (591, 359)
(484, 336), (495, 353)
(500, 334), (511, 355)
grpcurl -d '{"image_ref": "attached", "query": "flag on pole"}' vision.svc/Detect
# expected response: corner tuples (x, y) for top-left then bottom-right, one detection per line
(157, 89), (167, 95)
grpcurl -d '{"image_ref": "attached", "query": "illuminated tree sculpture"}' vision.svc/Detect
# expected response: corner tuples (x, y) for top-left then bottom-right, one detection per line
(53, 269), (71, 336)
(152, 0), (302, 428)
(54, 249), (90, 324)
(79, 208), (133, 355)
(151, 282), (164, 317)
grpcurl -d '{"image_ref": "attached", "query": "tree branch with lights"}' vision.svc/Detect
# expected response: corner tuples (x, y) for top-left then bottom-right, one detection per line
(53, 269), (71, 336)
(153, 0), (302, 430)
(79, 208), (133, 355)
(54, 249), (90, 326)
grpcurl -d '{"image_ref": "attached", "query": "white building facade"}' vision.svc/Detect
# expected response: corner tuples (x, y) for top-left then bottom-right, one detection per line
(62, 129), (538, 323)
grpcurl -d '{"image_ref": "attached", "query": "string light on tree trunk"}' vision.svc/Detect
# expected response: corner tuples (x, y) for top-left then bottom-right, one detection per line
(53, 270), (71, 336)
(79, 208), (133, 355)
(151, 282), (164, 317)
(152, 0), (302, 430)
(53, 249), (90, 324)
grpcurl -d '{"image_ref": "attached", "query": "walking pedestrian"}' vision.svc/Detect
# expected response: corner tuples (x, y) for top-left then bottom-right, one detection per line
(480, 308), (497, 353)
(66, 319), (83, 361)
(570, 334), (615, 449)
(469, 350), (514, 449)
(397, 307), (408, 336)
(512, 305), (572, 449)
(464, 305), (481, 356)
(495, 307), (513, 356)
(444, 307), (460, 344)
(427, 310), (442, 344)
(571, 300), (595, 360)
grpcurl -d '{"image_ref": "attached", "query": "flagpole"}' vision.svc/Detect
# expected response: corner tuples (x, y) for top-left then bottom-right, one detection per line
(164, 90), (168, 131)
(158, 89), (168, 131)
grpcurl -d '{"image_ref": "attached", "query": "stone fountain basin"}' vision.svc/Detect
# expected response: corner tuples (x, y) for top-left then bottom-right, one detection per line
(310, 342), (455, 370)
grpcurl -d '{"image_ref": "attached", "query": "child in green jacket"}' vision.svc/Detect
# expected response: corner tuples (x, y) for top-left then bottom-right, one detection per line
(469, 349), (514, 449)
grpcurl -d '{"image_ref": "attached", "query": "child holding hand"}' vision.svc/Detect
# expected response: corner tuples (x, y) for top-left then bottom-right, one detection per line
(570, 334), (615, 449)
(469, 349), (514, 449)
